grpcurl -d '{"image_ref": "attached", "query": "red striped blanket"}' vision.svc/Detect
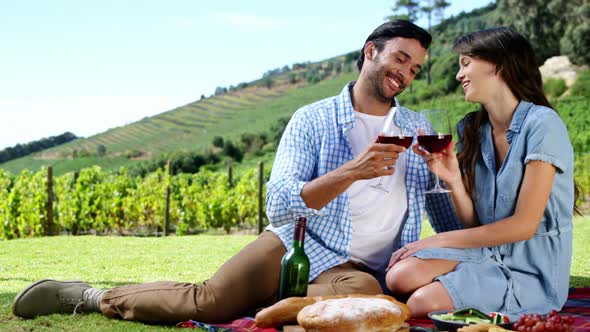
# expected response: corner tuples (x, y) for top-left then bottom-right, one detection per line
(178, 288), (590, 331)
(407, 287), (590, 331)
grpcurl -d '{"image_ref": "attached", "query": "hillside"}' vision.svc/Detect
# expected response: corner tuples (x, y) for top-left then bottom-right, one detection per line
(0, 70), (358, 175)
(1, 1), (588, 188)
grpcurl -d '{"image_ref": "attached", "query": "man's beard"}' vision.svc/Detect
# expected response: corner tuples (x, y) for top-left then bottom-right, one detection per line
(368, 69), (405, 104)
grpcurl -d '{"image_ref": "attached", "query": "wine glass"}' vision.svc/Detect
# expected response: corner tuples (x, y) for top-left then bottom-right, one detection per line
(418, 109), (452, 194)
(370, 107), (414, 193)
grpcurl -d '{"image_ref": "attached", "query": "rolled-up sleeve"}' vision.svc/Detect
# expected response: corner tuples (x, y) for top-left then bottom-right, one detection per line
(266, 109), (326, 228)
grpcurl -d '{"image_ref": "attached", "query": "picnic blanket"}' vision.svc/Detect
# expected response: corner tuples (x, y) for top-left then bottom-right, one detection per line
(178, 288), (590, 331)
(407, 287), (590, 331)
(176, 317), (277, 332)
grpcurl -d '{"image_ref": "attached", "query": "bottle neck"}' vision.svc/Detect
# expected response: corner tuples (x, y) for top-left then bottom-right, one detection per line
(292, 218), (306, 249)
(292, 239), (304, 250)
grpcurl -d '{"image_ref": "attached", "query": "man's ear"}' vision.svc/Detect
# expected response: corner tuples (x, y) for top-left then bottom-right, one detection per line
(365, 42), (376, 61)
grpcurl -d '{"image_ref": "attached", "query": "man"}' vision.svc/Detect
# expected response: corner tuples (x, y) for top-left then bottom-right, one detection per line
(12, 20), (459, 324)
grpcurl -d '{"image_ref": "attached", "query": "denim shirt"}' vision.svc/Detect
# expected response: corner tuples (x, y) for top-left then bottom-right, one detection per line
(266, 82), (461, 281)
(458, 100), (574, 314)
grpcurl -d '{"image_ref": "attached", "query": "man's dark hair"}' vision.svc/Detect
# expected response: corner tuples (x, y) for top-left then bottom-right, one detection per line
(356, 20), (432, 71)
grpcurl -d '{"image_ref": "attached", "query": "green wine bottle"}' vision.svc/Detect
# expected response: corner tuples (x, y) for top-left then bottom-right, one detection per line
(278, 216), (310, 300)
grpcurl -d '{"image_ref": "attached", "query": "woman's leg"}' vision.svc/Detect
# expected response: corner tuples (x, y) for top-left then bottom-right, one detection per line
(385, 257), (458, 295)
(406, 281), (454, 317)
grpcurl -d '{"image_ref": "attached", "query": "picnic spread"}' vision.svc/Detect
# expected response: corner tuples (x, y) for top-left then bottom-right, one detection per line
(177, 288), (590, 331)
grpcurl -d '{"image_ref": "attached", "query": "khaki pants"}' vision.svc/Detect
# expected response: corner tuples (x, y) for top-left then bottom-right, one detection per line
(100, 231), (383, 324)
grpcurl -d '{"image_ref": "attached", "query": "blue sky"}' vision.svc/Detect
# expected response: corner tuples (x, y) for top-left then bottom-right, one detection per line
(0, 0), (491, 150)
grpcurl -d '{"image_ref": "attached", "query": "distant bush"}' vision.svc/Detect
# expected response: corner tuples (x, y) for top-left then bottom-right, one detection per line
(240, 133), (266, 153)
(293, 62), (308, 70)
(261, 76), (274, 89)
(288, 73), (298, 84)
(0, 132), (78, 164)
(399, 80), (447, 105)
(270, 116), (290, 144)
(78, 149), (92, 158)
(212, 136), (224, 148)
(223, 141), (243, 162)
(544, 78), (567, 98)
(131, 151), (221, 177)
(431, 52), (460, 94)
(416, 80), (447, 101)
(214, 86), (228, 96)
(97, 144), (107, 157)
(236, 82), (249, 89)
(124, 150), (143, 159)
(570, 70), (590, 98)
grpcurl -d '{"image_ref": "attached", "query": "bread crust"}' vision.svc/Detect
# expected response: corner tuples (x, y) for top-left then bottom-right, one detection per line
(297, 297), (405, 332)
(254, 293), (410, 328)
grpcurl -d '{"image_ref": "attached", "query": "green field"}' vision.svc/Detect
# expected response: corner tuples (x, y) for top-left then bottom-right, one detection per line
(0, 217), (588, 331)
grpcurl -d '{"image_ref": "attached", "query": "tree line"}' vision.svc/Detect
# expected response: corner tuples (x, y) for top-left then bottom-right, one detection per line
(0, 132), (78, 164)
(391, 0), (589, 67)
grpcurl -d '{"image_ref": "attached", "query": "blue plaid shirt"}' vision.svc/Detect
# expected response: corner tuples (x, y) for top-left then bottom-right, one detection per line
(266, 82), (461, 281)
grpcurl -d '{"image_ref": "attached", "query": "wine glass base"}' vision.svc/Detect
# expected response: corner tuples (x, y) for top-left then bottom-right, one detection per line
(425, 188), (451, 194)
(369, 185), (390, 193)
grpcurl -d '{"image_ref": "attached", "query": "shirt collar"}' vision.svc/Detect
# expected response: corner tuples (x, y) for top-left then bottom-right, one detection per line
(506, 100), (533, 143)
(508, 100), (533, 133)
(337, 81), (404, 128)
(336, 82), (356, 127)
(393, 102), (414, 130)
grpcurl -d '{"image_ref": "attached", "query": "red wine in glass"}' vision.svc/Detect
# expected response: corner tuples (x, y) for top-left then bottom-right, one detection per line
(370, 107), (412, 193)
(418, 109), (452, 194)
(417, 134), (452, 153)
(377, 135), (413, 148)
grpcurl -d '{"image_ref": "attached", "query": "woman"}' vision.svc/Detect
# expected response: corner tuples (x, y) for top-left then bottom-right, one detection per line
(385, 27), (580, 317)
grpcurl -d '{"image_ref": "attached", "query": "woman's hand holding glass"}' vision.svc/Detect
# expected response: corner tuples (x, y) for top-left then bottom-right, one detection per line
(415, 109), (457, 194)
(412, 136), (462, 188)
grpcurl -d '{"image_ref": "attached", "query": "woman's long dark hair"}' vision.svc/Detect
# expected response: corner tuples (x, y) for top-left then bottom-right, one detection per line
(453, 27), (581, 215)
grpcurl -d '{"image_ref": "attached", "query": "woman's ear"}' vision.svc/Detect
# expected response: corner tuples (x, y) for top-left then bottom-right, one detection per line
(495, 64), (503, 75)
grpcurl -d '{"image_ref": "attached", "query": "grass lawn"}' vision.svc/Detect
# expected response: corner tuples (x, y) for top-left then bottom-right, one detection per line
(1, 217), (588, 331)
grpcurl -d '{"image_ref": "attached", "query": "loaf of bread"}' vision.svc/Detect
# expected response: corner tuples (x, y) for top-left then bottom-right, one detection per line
(297, 297), (407, 332)
(254, 294), (410, 329)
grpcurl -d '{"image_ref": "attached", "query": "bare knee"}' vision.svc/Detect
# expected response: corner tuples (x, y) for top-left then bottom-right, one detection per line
(386, 257), (426, 295)
(407, 282), (454, 318)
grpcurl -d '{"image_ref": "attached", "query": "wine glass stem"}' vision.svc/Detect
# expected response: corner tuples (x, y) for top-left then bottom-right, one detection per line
(433, 164), (442, 189)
